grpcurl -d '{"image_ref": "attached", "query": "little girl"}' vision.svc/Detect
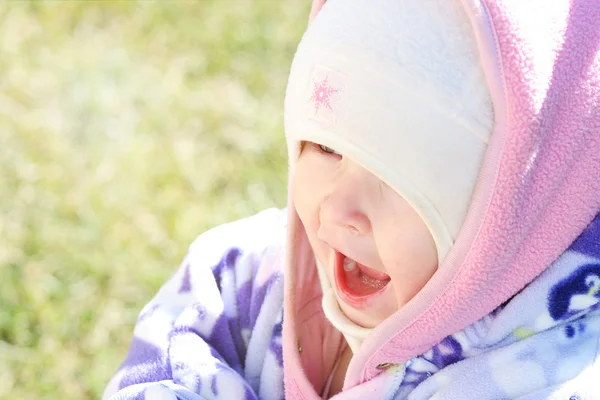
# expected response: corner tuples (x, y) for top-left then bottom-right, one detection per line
(105, 0), (600, 399)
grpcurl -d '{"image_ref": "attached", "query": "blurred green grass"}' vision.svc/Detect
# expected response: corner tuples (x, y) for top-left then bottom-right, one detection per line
(0, 1), (308, 398)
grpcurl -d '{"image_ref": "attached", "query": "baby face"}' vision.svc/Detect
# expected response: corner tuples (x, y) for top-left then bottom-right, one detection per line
(293, 141), (438, 328)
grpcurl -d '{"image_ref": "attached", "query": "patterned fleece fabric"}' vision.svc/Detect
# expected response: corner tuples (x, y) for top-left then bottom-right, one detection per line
(104, 209), (600, 399)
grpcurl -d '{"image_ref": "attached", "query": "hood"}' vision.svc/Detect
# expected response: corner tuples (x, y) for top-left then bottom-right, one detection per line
(394, 213), (600, 398)
(282, 0), (600, 396)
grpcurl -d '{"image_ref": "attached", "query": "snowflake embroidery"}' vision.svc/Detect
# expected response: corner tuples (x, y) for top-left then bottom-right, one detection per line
(305, 65), (345, 125)
(310, 75), (339, 114)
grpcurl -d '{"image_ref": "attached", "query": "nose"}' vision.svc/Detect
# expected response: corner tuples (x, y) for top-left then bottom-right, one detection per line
(319, 159), (374, 236)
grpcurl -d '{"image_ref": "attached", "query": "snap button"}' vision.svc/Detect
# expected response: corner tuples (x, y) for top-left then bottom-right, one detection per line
(376, 362), (394, 370)
(297, 341), (303, 353)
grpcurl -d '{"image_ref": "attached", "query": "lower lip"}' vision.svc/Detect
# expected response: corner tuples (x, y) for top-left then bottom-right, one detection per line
(333, 251), (391, 308)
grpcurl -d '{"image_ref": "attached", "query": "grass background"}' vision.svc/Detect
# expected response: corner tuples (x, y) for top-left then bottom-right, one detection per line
(0, 1), (309, 398)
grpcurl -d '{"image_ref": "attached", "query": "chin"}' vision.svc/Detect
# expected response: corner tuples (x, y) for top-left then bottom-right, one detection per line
(336, 288), (399, 328)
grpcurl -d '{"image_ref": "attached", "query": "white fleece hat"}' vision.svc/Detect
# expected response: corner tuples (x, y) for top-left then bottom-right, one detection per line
(285, 0), (493, 264)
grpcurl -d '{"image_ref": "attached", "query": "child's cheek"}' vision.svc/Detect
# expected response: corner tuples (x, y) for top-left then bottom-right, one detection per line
(292, 155), (325, 233)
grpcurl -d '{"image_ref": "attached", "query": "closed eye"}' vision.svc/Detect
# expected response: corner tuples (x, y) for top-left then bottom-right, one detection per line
(317, 143), (341, 156)
(299, 141), (342, 157)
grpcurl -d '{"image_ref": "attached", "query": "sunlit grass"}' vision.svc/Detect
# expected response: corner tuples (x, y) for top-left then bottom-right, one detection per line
(0, 2), (308, 398)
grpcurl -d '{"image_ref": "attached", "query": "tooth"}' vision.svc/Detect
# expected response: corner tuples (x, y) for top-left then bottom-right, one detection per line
(343, 257), (357, 272)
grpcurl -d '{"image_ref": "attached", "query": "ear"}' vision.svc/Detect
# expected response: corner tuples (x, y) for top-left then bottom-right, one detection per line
(309, 0), (327, 23)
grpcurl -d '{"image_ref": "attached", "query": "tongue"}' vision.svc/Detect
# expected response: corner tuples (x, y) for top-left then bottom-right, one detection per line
(358, 263), (391, 281)
(344, 263), (390, 296)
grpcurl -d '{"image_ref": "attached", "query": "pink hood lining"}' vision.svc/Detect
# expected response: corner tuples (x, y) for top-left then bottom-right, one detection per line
(283, 0), (600, 396)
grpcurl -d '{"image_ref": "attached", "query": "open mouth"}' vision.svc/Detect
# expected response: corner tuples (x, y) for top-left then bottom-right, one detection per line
(333, 250), (391, 307)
